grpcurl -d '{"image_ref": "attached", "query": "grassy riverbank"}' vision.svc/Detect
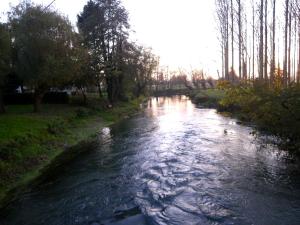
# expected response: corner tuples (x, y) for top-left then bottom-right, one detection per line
(0, 97), (145, 205)
(188, 89), (225, 108)
(219, 84), (300, 151)
(189, 85), (300, 153)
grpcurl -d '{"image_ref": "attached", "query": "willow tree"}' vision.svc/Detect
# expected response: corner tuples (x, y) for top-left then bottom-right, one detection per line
(0, 23), (11, 113)
(10, 2), (76, 112)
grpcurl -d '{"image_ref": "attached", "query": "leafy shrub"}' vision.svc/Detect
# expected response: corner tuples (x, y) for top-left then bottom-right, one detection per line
(190, 89), (225, 108)
(220, 84), (300, 148)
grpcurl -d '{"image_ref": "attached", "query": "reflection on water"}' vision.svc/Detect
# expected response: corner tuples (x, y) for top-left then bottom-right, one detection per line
(148, 96), (195, 134)
(1, 96), (300, 225)
(147, 96), (194, 117)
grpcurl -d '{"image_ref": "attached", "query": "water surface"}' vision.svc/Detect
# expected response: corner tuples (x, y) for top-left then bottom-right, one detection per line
(1, 96), (300, 225)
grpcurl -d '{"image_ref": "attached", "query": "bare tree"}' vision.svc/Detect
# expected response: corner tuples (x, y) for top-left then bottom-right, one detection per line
(288, 9), (292, 84)
(283, 0), (290, 86)
(216, 0), (300, 87)
(264, 0), (268, 81)
(216, 0), (230, 80)
(237, 0), (242, 80)
(259, 0), (264, 80)
(231, 0), (234, 74)
(296, 1), (300, 83)
(270, 0), (276, 84)
(252, 0), (255, 81)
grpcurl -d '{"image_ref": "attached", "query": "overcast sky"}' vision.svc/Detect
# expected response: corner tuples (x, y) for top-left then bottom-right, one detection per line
(0, 0), (219, 76)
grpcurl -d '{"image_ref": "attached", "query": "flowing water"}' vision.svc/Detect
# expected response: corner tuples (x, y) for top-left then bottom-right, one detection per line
(1, 96), (300, 225)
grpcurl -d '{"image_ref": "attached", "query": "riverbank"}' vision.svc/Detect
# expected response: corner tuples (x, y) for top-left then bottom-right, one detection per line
(2, 96), (299, 225)
(0, 97), (145, 207)
(189, 86), (300, 153)
(188, 89), (225, 108)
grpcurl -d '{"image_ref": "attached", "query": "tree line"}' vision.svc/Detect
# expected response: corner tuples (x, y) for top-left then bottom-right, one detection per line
(0, 0), (158, 113)
(216, 0), (300, 86)
(216, 0), (300, 149)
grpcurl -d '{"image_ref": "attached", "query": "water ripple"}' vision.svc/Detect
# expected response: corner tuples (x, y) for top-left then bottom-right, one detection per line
(2, 96), (300, 225)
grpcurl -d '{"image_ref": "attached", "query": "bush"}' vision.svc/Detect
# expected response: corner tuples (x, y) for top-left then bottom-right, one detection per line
(190, 89), (225, 108)
(220, 84), (300, 148)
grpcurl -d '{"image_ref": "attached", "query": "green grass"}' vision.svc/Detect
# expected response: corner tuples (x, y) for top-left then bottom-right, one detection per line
(0, 115), (47, 140)
(98, 97), (143, 121)
(0, 96), (145, 206)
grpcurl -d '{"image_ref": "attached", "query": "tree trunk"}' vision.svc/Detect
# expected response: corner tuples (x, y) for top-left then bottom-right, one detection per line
(225, 42), (229, 81)
(249, 56), (251, 81)
(298, 30), (300, 83)
(222, 45), (225, 79)
(81, 87), (87, 105)
(264, 0), (268, 82)
(97, 81), (103, 99)
(113, 76), (119, 101)
(106, 77), (114, 104)
(117, 74), (125, 100)
(238, 0), (242, 80)
(216, 0), (230, 81)
(259, 0), (264, 80)
(252, 4), (255, 81)
(243, 60), (247, 80)
(225, 8), (229, 81)
(34, 90), (45, 113)
(270, 0), (276, 85)
(231, 0), (234, 73)
(293, 19), (297, 82)
(283, 0), (289, 87)
(0, 89), (5, 114)
(288, 11), (292, 85)
(136, 84), (142, 98)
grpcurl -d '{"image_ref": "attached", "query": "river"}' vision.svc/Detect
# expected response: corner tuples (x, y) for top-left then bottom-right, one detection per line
(1, 96), (300, 225)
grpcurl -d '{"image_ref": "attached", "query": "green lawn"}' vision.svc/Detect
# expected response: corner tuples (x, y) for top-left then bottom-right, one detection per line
(0, 115), (47, 140)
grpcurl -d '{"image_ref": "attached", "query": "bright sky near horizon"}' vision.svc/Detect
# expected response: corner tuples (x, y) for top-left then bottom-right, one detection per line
(0, 0), (219, 77)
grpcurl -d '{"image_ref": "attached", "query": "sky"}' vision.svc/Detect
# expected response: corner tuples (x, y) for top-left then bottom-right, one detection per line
(0, 0), (219, 77)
